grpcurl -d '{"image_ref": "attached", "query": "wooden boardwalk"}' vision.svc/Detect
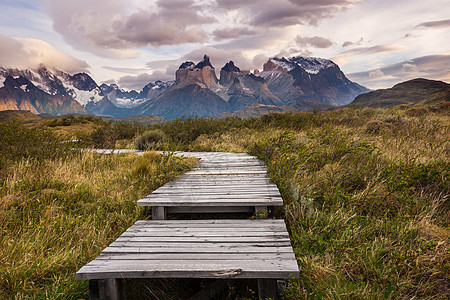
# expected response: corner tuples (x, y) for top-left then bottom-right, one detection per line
(138, 152), (284, 218)
(76, 152), (298, 299)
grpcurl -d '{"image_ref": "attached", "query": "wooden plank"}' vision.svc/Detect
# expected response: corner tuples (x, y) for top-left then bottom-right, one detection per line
(139, 200), (283, 206)
(153, 184), (279, 190)
(152, 186), (279, 192)
(102, 246), (294, 254)
(76, 261), (298, 280)
(118, 231), (289, 237)
(94, 253), (296, 261)
(142, 194), (281, 200)
(133, 219), (284, 225)
(147, 193), (279, 199)
(137, 199), (283, 207)
(126, 224), (286, 234)
(167, 206), (254, 213)
(110, 234), (290, 243)
(83, 260), (297, 270)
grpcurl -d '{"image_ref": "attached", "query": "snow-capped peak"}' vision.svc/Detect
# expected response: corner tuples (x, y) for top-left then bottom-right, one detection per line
(269, 57), (295, 72)
(290, 56), (336, 74)
(269, 56), (337, 74)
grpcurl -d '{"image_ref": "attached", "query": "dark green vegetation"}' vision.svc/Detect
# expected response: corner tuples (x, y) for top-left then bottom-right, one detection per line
(1, 103), (449, 299)
(351, 78), (450, 107)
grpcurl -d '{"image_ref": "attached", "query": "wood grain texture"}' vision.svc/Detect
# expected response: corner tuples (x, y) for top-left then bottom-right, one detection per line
(76, 219), (299, 280)
(137, 152), (283, 209)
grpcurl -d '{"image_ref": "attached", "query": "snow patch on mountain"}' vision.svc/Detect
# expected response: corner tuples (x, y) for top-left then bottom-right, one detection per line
(20, 84), (29, 92)
(270, 56), (336, 74)
(59, 77), (103, 106)
(291, 56), (336, 74)
(270, 58), (295, 71)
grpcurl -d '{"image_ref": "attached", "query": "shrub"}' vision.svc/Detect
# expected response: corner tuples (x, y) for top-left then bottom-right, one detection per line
(405, 106), (429, 117)
(0, 122), (70, 170)
(89, 121), (144, 148)
(365, 119), (392, 134)
(134, 129), (166, 150)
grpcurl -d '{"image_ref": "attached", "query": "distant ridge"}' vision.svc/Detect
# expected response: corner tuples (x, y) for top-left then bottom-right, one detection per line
(0, 110), (42, 123)
(215, 101), (334, 119)
(351, 78), (450, 107)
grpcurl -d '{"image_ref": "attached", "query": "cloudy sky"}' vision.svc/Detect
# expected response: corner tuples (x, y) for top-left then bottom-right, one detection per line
(1, 0), (449, 90)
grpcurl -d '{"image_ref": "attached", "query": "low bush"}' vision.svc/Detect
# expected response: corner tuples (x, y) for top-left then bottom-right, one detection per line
(134, 129), (166, 150)
(88, 121), (145, 148)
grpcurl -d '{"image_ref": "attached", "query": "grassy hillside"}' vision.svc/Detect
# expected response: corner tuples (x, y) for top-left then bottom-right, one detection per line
(0, 110), (42, 123)
(0, 103), (449, 299)
(351, 78), (450, 107)
(215, 101), (334, 119)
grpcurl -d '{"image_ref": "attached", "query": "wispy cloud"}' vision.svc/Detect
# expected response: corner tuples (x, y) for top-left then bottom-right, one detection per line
(212, 28), (258, 41)
(348, 54), (450, 89)
(415, 19), (450, 29)
(296, 36), (333, 48)
(118, 70), (173, 90)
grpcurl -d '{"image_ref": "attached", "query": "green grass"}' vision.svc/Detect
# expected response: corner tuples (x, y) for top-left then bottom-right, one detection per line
(142, 105), (449, 299)
(1, 104), (449, 299)
(0, 125), (196, 299)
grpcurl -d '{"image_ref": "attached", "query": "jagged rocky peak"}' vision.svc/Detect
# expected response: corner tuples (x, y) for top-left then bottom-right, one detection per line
(220, 61), (248, 87)
(175, 54), (218, 88)
(222, 61), (241, 73)
(195, 55), (213, 69)
(179, 61), (195, 70)
(69, 72), (98, 91)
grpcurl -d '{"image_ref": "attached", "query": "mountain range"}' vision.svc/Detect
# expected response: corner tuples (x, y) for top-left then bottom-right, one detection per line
(1, 55), (371, 119)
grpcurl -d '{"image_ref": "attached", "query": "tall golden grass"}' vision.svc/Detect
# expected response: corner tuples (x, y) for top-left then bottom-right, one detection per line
(0, 150), (196, 299)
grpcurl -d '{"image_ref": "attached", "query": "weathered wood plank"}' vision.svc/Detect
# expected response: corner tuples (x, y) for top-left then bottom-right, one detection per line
(142, 194), (282, 200)
(76, 261), (298, 280)
(118, 231), (289, 237)
(102, 246), (294, 254)
(123, 226), (284, 232)
(137, 199), (283, 207)
(111, 236), (291, 243)
(139, 200), (283, 206)
(133, 219), (284, 225)
(94, 253), (296, 261)
(167, 206), (254, 213)
(151, 187), (280, 193)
